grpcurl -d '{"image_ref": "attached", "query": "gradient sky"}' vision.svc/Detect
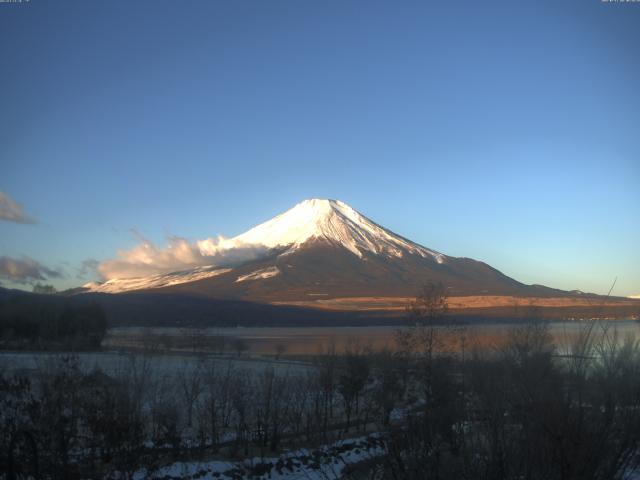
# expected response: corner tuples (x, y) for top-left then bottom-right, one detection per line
(1, 0), (639, 296)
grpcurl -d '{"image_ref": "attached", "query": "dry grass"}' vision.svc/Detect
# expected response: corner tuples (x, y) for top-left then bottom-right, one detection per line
(273, 295), (640, 312)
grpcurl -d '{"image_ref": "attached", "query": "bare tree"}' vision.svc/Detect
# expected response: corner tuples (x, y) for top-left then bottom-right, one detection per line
(399, 281), (450, 359)
(338, 347), (371, 432)
(396, 282), (451, 406)
(275, 344), (287, 360)
(232, 337), (249, 357)
(179, 361), (203, 429)
(373, 349), (404, 426)
(316, 344), (338, 439)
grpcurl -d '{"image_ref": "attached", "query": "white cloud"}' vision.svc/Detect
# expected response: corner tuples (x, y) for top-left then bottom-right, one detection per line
(0, 192), (36, 224)
(97, 231), (270, 280)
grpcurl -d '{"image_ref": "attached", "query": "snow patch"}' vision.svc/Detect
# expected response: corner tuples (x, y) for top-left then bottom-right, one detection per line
(129, 434), (385, 480)
(84, 266), (231, 293)
(236, 266), (280, 283)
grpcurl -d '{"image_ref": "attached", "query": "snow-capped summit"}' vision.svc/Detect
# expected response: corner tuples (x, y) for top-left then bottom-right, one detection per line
(231, 199), (444, 261)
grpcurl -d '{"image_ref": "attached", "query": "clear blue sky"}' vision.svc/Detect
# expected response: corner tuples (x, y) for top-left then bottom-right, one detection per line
(1, 0), (639, 296)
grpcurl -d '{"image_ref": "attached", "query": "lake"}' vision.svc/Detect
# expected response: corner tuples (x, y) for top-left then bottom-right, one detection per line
(104, 319), (640, 356)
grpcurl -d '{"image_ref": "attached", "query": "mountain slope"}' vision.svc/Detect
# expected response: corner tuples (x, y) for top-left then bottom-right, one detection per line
(81, 199), (567, 301)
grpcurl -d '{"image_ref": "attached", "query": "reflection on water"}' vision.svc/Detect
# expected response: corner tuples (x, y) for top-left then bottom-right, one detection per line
(105, 320), (640, 356)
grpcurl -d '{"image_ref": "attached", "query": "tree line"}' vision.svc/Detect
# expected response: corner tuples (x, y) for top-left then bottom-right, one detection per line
(0, 293), (107, 350)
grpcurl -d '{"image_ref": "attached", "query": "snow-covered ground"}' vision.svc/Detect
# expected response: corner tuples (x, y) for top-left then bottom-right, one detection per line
(127, 434), (385, 480)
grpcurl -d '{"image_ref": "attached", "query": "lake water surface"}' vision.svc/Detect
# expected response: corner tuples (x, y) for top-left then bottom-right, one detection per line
(105, 320), (640, 356)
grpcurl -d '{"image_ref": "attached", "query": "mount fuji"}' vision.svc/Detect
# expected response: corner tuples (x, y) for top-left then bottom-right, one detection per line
(80, 199), (563, 302)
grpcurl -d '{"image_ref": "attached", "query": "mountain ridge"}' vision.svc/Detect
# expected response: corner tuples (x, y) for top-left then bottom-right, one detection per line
(77, 198), (594, 303)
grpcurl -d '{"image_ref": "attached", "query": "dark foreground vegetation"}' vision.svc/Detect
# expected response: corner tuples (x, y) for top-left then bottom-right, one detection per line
(2, 323), (640, 479)
(0, 293), (107, 350)
(1, 284), (640, 479)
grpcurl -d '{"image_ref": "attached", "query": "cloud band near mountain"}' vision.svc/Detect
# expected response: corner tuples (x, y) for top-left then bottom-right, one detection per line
(97, 232), (269, 280)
